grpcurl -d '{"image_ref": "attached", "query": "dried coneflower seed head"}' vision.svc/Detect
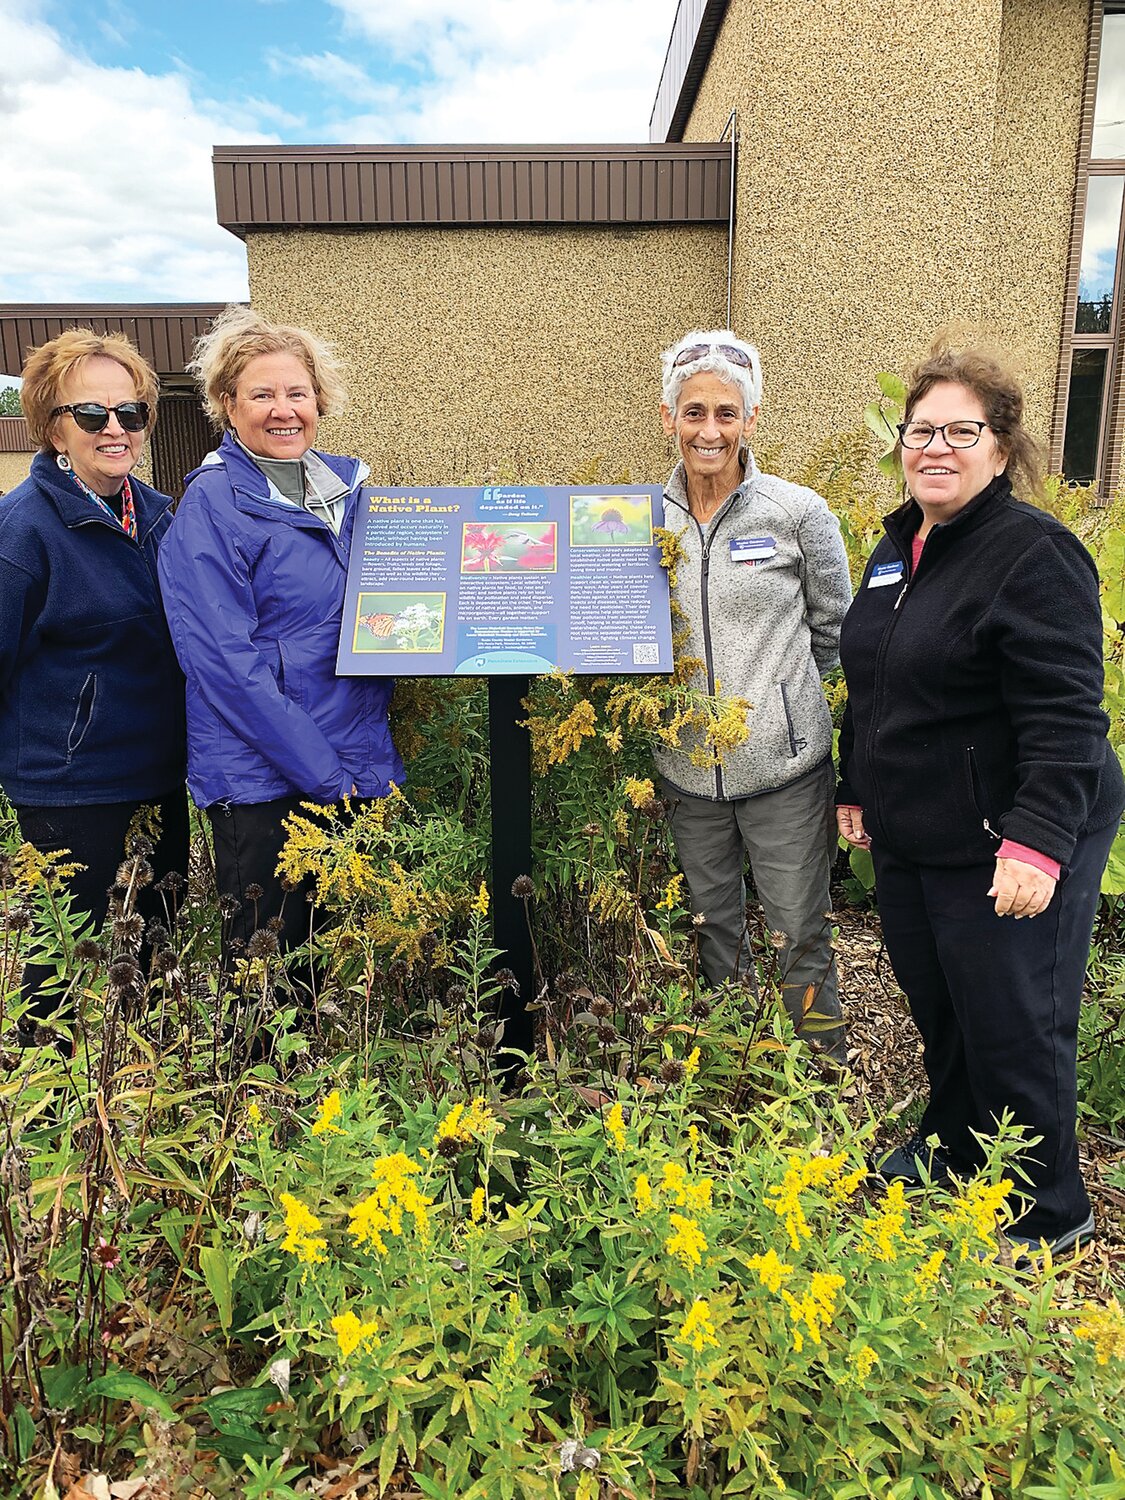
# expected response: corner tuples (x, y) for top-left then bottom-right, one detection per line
(244, 883), (265, 902)
(436, 1135), (463, 1159)
(218, 894), (242, 918)
(154, 870), (184, 895)
(596, 1023), (618, 1045)
(689, 996), (713, 1021)
(445, 983), (467, 1007)
(246, 929), (280, 960)
(511, 874), (534, 899)
(476, 1026), (497, 1049)
(109, 959), (141, 987)
(114, 913), (144, 944)
(494, 967), (519, 994)
(639, 796), (667, 820)
(133, 860), (154, 888)
(115, 861), (136, 889)
(660, 1058), (686, 1084)
(590, 996), (612, 1019)
(74, 937), (103, 961)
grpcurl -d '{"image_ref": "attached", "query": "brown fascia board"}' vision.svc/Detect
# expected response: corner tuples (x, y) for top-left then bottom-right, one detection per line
(0, 304), (232, 377)
(649, 0), (732, 143)
(212, 142), (732, 238)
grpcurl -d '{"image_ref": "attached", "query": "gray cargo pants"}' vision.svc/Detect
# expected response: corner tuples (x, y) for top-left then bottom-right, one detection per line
(663, 758), (844, 1054)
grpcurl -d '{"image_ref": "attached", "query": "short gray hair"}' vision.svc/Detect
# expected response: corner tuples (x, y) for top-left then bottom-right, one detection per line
(660, 329), (763, 417)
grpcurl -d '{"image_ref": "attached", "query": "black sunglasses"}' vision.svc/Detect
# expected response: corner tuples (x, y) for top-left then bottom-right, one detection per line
(50, 401), (150, 433)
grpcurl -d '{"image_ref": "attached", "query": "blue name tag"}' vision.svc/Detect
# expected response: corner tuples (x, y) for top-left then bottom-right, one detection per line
(868, 561), (904, 588)
(730, 535), (776, 562)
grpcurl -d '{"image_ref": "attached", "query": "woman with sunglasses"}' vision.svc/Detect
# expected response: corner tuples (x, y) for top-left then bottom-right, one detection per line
(655, 329), (852, 1057)
(836, 340), (1124, 1259)
(0, 329), (188, 1044)
(158, 306), (402, 987)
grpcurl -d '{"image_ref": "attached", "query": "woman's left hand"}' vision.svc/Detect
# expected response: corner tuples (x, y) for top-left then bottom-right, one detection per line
(988, 857), (1057, 919)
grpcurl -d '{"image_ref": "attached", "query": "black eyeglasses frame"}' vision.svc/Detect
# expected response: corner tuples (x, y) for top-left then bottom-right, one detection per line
(50, 401), (151, 434)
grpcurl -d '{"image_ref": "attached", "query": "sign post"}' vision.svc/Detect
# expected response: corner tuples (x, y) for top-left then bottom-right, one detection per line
(337, 484), (673, 1053)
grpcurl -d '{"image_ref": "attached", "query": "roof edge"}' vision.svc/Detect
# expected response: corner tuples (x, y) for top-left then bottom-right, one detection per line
(649, 0), (731, 143)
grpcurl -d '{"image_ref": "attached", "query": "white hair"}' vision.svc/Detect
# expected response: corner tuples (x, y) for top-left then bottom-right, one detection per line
(660, 328), (763, 417)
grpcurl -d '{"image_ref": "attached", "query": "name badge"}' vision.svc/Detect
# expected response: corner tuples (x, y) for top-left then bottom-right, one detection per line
(868, 561), (904, 588)
(730, 535), (776, 563)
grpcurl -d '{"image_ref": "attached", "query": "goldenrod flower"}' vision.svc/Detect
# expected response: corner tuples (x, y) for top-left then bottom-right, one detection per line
(665, 1213), (707, 1268)
(684, 1176), (713, 1212)
(623, 776), (656, 809)
(603, 725), (624, 753)
(634, 1173), (654, 1214)
(655, 873), (684, 912)
(472, 881), (490, 917)
(683, 1046), (701, 1079)
(605, 1101), (627, 1152)
(549, 699), (597, 764)
(941, 1178), (1012, 1258)
(470, 1186), (486, 1223)
(780, 1271), (845, 1353)
(310, 1089), (345, 1137)
(849, 1344), (879, 1380)
(1075, 1298), (1125, 1365)
(747, 1248), (794, 1294)
(349, 1151), (434, 1253)
(247, 1100), (262, 1127)
(436, 1098), (497, 1146)
(860, 1180), (909, 1263)
(910, 1248), (946, 1302)
(687, 1124), (700, 1154)
(678, 1298), (719, 1353)
(279, 1192), (327, 1265)
(331, 1310), (381, 1359)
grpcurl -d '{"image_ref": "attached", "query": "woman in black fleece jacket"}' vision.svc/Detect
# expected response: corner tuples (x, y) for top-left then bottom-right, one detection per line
(837, 342), (1124, 1257)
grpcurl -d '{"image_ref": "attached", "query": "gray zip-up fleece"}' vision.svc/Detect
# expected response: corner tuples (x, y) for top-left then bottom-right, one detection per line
(653, 451), (852, 801)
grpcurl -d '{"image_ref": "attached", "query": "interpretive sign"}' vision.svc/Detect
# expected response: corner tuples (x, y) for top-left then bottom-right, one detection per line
(337, 484), (673, 676)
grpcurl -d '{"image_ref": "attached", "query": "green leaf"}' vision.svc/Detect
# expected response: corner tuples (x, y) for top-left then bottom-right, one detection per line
(876, 370), (908, 404)
(199, 1244), (233, 1335)
(863, 402), (898, 448)
(86, 1371), (176, 1420)
(12, 1404), (36, 1463)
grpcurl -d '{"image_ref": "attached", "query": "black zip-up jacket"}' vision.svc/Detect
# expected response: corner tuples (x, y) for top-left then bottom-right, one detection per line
(837, 474), (1124, 868)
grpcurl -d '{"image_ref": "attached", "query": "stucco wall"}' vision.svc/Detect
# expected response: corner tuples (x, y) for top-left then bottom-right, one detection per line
(0, 452), (32, 493)
(683, 0), (1088, 467)
(246, 225), (726, 486)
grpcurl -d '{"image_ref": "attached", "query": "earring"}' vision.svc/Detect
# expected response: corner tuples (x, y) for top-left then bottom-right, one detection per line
(56, 452), (72, 472)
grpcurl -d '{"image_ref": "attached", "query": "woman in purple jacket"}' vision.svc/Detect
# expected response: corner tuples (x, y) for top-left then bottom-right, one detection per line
(159, 306), (403, 974)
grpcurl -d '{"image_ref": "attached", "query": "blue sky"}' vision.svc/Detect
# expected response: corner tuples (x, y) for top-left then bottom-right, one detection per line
(0, 0), (679, 330)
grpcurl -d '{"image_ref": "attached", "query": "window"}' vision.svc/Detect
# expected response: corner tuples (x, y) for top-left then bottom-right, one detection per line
(1061, 5), (1125, 489)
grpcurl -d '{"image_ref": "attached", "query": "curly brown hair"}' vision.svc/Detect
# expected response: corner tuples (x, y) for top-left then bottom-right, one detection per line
(902, 338), (1044, 501)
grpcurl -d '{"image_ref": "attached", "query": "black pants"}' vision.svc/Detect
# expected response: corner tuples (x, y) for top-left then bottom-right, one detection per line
(14, 789), (191, 1022)
(207, 796), (327, 975)
(873, 819), (1116, 1240)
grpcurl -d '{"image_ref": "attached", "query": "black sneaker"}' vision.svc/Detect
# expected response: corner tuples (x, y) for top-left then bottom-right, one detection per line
(1008, 1210), (1095, 1266)
(870, 1130), (953, 1186)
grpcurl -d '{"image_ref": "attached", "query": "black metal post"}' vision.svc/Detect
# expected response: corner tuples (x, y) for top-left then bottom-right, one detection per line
(487, 674), (535, 1058)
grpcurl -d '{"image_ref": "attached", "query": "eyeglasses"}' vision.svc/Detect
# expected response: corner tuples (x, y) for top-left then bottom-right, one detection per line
(898, 420), (996, 450)
(672, 342), (754, 369)
(50, 401), (150, 433)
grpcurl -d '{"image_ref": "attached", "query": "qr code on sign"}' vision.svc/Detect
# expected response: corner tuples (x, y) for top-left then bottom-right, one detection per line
(632, 642), (660, 665)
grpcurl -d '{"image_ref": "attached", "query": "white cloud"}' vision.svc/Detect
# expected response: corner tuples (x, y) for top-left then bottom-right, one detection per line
(0, 2), (259, 304)
(311, 0), (679, 141)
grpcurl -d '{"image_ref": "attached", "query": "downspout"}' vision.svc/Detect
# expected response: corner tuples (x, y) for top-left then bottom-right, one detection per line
(718, 109), (738, 330)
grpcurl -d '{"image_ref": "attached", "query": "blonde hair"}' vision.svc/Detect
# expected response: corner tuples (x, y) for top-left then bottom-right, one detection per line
(20, 329), (158, 452)
(190, 304), (346, 430)
(904, 337), (1044, 501)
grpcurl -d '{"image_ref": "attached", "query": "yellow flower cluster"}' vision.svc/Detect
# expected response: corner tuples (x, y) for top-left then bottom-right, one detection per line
(279, 1192), (327, 1265)
(11, 841), (82, 888)
(860, 1180), (909, 1263)
(331, 1309), (381, 1359)
(1075, 1298), (1125, 1365)
(634, 1173), (654, 1214)
(435, 1098), (497, 1145)
(665, 1212), (708, 1268)
(780, 1271), (845, 1354)
(940, 1178), (1013, 1259)
(348, 1152), (433, 1255)
(910, 1248), (946, 1302)
(655, 873), (684, 912)
(546, 698), (597, 765)
(622, 776), (656, 809)
(766, 1151), (861, 1251)
(471, 881), (490, 917)
(747, 1248), (794, 1294)
(605, 1101), (627, 1152)
(310, 1089), (345, 1137)
(660, 1161), (713, 1212)
(678, 1298), (719, 1353)
(849, 1344), (880, 1380)
(654, 525), (685, 587)
(470, 1186), (486, 1223)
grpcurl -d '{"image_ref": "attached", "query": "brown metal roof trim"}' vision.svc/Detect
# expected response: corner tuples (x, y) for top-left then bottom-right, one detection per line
(649, 0), (731, 144)
(0, 416), (35, 454)
(0, 305), (230, 377)
(213, 143), (732, 236)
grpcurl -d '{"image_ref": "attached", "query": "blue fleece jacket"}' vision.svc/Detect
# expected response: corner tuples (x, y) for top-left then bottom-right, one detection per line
(0, 452), (186, 806)
(158, 433), (403, 809)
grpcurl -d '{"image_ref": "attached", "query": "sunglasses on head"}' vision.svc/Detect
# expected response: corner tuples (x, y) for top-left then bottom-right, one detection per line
(672, 342), (753, 369)
(50, 401), (150, 433)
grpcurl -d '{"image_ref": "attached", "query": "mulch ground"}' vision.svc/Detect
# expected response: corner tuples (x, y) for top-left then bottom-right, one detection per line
(831, 901), (1125, 1296)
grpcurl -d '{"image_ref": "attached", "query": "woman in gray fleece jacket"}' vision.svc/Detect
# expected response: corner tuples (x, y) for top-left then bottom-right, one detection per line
(655, 330), (852, 1054)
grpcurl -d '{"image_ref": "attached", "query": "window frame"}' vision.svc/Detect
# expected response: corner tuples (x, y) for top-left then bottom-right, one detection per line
(1053, 1), (1125, 494)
